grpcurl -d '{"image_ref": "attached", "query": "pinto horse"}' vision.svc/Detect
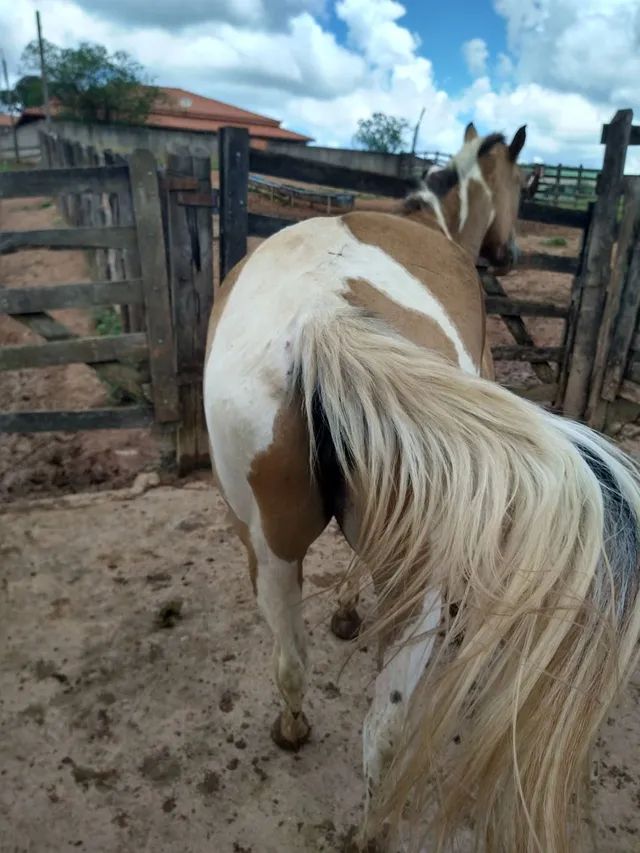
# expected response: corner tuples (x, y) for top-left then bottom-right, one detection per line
(204, 124), (640, 852)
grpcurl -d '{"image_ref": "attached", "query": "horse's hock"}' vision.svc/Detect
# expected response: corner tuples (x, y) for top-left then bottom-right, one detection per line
(1, 110), (639, 471)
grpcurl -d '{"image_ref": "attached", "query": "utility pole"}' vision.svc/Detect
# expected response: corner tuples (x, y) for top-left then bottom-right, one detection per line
(1, 51), (20, 162)
(411, 107), (426, 155)
(36, 10), (52, 129)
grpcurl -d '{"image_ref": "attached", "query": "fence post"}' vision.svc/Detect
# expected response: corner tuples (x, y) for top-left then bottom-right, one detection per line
(587, 178), (640, 427)
(38, 131), (51, 167)
(128, 148), (180, 429)
(164, 152), (214, 474)
(561, 109), (633, 419)
(219, 126), (249, 281)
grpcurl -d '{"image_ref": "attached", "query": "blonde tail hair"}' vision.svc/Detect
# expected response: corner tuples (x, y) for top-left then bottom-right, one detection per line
(292, 305), (640, 853)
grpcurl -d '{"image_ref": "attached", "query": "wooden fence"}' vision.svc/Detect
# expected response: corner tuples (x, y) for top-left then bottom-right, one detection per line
(1, 110), (638, 485)
(216, 127), (590, 404)
(0, 131), (215, 473)
(217, 110), (640, 430)
(419, 141), (640, 212)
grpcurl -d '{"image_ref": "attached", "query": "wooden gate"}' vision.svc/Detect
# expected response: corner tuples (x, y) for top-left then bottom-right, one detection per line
(0, 150), (179, 435)
(1, 133), (215, 473)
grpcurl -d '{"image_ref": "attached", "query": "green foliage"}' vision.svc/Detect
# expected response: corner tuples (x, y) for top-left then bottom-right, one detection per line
(353, 112), (410, 154)
(18, 39), (157, 124)
(0, 75), (44, 110)
(94, 306), (123, 337)
(542, 236), (568, 247)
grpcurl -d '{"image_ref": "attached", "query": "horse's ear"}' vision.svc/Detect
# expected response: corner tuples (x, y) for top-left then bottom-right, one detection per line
(509, 125), (527, 161)
(425, 166), (458, 197)
(464, 122), (478, 143)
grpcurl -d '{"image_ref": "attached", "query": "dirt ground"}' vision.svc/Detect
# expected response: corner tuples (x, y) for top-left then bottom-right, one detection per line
(1, 479), (639, 853)
(1, 193), (640, 852)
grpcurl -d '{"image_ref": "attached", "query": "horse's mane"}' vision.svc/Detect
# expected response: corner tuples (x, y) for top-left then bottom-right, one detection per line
(401, 131), (507, 235)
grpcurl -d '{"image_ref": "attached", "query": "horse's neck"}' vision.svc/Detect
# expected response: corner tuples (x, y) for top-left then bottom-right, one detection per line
(404, 183), (493, 260)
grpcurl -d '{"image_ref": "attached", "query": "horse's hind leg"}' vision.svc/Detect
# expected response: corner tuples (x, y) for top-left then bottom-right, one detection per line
(361, 589), (441, 849)
(253, 537), (311, 751)
(331, 572), (362, 640)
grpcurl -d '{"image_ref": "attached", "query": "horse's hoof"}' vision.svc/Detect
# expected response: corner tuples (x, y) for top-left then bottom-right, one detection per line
(270, 711), (311, 752)
(331, 608), (362, 641)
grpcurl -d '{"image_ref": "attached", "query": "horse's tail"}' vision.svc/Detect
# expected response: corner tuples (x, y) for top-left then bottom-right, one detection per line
(292, 304), (640, 853)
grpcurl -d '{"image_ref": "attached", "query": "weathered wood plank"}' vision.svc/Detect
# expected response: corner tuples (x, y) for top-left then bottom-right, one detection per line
(248, 212), (293, 238)
(0, 407), (154, 433)
(0, 280), (144, 313)
(563, 109), (633, 419)
(601, 123), (640, 145)
(588, 178), (640, 425)
(518, 201), (590, 229)
(517, 252), (578, 275)
(554, 203), (594, 409)
(8, 312), (73, 342)
(0, 333), (148, 371)
(492, 346), (564, 362)
(600, 190), (640, 400)
(166, 153), (214, 473)
(503, 383), (559, 402)
(484, 297), (568, 318)
(250, 148), (410, 198)
(128, 148), (180, 423)
(0, 226), (138, 253)
(618, 380), (640, 406)
(480, 272), (556, 382)
(219, 127), (249, 280)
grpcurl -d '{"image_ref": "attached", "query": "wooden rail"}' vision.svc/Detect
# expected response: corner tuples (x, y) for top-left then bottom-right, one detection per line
(0, 407), (154, 433)
(492, 346), (564, 362)
(249, 147), (410, 198)
(0, 165), (129, 199)
(0, 333), (148, 371)
(0, 226), (138, 253)
(0, 280), (144, 313)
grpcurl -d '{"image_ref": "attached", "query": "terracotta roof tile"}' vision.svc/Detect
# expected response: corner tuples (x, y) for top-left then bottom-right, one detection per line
(17, 88), (312, 143)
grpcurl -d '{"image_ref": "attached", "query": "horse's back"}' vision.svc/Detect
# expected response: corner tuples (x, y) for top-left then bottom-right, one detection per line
(207, 213), (486, 381)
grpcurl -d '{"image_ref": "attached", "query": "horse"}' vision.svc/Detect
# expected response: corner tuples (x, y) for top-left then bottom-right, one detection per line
(203, 123), (640, 852)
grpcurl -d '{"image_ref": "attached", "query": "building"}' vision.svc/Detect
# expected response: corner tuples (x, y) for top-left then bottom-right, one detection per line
(0, 86), (311, 162)
(142, 87), (311, 148)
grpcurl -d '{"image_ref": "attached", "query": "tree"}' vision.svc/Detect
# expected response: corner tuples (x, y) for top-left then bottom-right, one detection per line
(17, 39), (157, 124)
(1, 75), (44, 110)
(353, 112), (410, 154)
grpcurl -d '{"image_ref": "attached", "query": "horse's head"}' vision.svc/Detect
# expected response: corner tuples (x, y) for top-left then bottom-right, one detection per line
(465, 122), (527, 274)
(405, 123), (527, 273)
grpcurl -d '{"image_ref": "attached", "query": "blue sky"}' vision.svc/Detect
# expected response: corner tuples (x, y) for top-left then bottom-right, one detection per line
(399, 1), (507, 91)
(2, 0), (639, 170)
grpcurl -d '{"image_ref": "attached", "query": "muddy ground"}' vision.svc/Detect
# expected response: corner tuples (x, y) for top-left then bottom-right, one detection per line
(1, 193), (639, 852)
(1, 480), (639, 853)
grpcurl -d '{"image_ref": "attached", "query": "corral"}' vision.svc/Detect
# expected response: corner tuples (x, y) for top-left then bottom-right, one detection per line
(1, 112), (640, 852)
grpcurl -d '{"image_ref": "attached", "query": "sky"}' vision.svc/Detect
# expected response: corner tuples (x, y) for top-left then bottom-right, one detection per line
(1, 0), (639, 170)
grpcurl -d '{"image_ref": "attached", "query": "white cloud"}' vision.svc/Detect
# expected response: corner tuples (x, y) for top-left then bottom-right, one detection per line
(496, 52), (514, 78)
(336, 0), (420, 68)
(493, 0), (640, 106)
(462, 38), (489, 77)
(71, 0), (327, 31)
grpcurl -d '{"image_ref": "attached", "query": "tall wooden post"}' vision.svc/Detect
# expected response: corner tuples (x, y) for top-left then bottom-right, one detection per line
(218, 126), (249, 282)
(165, 152), (214, 474)
(562, 109), (632, 419)
(128, 149), (179, 428)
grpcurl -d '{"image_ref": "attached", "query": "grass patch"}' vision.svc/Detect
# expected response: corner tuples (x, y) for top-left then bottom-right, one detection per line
(40, 200), (53, 209)
(94, 306), (123, 337)
(542, 236), (568, 247)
